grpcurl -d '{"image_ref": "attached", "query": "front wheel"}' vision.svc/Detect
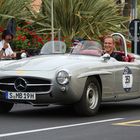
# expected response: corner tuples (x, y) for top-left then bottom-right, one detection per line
(0, 101), (14, 113)
(74, 77), (101, 116)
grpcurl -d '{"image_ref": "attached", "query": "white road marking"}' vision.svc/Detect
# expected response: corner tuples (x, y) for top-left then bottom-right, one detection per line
(0, 118), (123, 138)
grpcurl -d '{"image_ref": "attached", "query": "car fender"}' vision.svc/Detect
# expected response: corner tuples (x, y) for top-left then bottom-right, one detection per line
(77, 71), (112, 78)
(76, 70), (113, 100)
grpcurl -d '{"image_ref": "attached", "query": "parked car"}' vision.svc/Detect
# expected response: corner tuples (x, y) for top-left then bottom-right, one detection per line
(0, 33), (140, 116)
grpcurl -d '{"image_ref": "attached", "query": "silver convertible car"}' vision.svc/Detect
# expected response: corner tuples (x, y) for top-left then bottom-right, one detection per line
(0, 33), (140, 116)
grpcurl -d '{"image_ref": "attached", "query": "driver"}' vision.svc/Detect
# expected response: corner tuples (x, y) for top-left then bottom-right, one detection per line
(103, 35), (123, 61)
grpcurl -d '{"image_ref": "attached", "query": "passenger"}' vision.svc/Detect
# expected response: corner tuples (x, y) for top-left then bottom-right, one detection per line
(103, 35), (123, 61)
(0, 29), (16, 59)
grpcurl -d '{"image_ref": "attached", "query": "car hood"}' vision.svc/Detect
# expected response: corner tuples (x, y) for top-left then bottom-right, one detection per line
(0, 60), (16, 67)
(0, 54), (100, 71)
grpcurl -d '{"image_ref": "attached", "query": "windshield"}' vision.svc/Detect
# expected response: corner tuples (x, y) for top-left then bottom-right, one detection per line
(40, 41), (66, 55)
(71, 40), (103, 56)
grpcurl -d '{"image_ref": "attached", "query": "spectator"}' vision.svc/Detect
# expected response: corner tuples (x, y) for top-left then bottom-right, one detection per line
(0, 30), (16, 59)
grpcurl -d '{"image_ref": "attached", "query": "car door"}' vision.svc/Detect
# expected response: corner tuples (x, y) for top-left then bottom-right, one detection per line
(114, 61), (140, 100)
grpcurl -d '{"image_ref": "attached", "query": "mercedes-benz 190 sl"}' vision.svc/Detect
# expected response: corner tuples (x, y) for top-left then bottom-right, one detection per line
(0, 33), (140, 116)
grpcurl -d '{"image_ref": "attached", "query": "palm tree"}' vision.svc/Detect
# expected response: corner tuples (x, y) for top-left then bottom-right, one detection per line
(39, 0), (128, 41)
(0, 0), (51, 50)
(0, 0), (51, 39)
(0, 0), (129, 48)
(0, 0), (34, 28)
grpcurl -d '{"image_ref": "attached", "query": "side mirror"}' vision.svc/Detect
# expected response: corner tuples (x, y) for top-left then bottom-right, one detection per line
(102, 53), (110, 62)
(20, 52), (27, 59)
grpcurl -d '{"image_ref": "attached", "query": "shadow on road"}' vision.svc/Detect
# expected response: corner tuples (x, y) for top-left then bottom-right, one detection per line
(1, 100), (140, 119)
(99, 101), (140, 116)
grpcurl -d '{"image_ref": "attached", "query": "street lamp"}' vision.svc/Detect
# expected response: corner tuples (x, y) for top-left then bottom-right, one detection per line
(51, 0), (54, 41)
(131, 0), (137, 19)
(51, 0), (54, 52)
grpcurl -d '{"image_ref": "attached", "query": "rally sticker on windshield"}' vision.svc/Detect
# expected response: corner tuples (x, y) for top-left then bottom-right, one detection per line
(122, 66), (133, 92)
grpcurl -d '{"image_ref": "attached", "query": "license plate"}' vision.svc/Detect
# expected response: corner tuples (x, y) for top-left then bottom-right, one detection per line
(5, 92), (36, 100)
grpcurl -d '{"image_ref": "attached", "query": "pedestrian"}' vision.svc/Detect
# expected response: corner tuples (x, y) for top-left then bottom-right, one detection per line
(0, 29), (16, 59)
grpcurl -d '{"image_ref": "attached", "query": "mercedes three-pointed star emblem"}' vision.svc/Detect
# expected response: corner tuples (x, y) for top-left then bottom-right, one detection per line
(14, 77), (27, 92)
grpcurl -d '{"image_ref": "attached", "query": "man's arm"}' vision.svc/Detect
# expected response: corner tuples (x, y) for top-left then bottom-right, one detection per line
(113, 52), (123, 61)
(0, 48), (5, 58)
(0, 42), (9, 58)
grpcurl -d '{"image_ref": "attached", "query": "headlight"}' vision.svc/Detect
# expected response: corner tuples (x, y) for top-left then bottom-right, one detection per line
(56, 70), (70, 85)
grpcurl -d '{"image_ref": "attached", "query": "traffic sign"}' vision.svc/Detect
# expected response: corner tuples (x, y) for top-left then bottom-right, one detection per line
(129, 19), (140, 37)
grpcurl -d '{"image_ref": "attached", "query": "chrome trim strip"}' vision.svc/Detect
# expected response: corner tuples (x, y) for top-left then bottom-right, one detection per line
(0, 83), (14, 85)
(1, 89), (52, 95)
(0, 83), (53, 86)
(27, 84), (53, 86)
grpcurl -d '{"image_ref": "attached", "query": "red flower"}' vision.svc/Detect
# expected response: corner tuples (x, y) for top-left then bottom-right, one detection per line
(127, 42), (131, 48)
(25, 21), (32, 25)
(0, 27), (4, 32)
(17, 35), (22, 40)
(28, 42), (31, 46)
(21, 36), (26, 42)
(16, 27), (21, 31)
(37, 37), (44, 44)
(29, 31), (36, 36)
(23, 28), (29, 32)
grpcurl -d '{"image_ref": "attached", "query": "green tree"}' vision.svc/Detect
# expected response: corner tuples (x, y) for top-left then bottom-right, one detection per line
(0, 0), (50, 50)
(39, 0), (128, 41)
(0, 0), (50, 32)
(0, 0), (34, 28)
(0, 0), (129, 49)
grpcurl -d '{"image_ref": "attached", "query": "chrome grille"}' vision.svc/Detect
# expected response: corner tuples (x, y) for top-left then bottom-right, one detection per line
(0, 76), (52, 93)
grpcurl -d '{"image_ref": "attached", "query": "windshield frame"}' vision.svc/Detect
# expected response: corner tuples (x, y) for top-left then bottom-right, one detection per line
(71, 40), (103, 57)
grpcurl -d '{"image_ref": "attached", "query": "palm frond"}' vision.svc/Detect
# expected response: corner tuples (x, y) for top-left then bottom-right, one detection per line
(38, 0), (128, 41)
